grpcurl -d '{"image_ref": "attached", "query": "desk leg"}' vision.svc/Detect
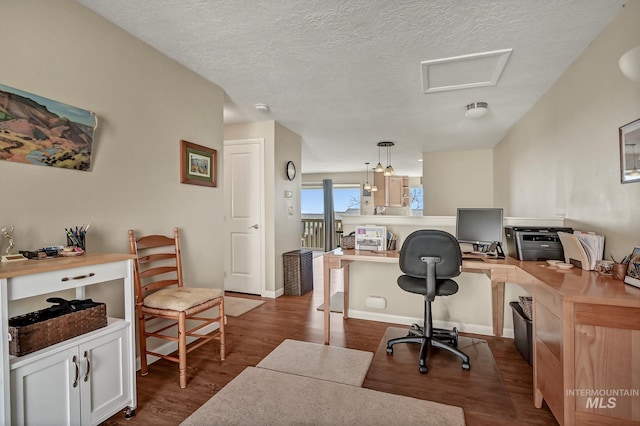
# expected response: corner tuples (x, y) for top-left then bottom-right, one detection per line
(343, 264), (349, 319)
(492, 281), (505, 337)
(323, 256), (331, 345)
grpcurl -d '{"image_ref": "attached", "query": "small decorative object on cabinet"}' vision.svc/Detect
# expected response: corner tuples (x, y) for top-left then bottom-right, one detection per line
(0, 253), (137, 425)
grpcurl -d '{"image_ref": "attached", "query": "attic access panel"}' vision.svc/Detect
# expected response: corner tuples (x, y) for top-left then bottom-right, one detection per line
(421, 49), (512, 93)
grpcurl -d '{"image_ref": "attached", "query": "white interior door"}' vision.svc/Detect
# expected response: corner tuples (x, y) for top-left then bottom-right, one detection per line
(224, 139), (264, 295)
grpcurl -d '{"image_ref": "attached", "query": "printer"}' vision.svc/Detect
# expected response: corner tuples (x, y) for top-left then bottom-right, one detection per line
(504, 226), (573, 261)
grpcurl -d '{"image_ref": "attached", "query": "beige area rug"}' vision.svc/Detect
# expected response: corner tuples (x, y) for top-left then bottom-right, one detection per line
(315, 291), (344, 313)
(224, 296), (265, 317)
(181, 367), (466, 426)
(256, 339), (373, 386)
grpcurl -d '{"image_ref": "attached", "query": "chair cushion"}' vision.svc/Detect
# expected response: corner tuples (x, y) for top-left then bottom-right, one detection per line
(397, 275), (458, 297)
(144, 287), (223, 311)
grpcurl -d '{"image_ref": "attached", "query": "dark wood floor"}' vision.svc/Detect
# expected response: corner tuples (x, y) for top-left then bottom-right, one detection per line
(105, 290), (558, 426)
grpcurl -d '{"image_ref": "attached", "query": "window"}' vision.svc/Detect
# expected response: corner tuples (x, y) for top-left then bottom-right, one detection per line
(410, 186), (423, 216)
(301, 186), (360, 216)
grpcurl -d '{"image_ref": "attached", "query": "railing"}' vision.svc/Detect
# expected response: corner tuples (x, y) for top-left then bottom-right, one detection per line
(301, 218), (342, 250)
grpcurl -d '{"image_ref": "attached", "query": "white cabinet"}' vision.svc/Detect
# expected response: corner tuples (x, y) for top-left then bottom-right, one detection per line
(11, 324), (131, 426)
(0, 254), (136, 425)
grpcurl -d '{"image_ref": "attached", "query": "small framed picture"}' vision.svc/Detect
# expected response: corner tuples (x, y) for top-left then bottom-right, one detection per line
(624, 246), (640, 289)
(619, 118), (640, 184)
(180, 140), (217, 187)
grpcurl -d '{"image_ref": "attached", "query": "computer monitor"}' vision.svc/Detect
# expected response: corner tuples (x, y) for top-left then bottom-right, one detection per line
(456, 208), (504, 252)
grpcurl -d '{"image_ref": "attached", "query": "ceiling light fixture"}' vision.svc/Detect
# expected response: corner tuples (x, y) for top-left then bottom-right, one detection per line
(619, 46), (640, 82)
(255, 103), (270, 112)
(363, 162), (372, 191)
(377, 141), (395, 176)
(465, 102), (488, 119)
(375, 145), (384, 172)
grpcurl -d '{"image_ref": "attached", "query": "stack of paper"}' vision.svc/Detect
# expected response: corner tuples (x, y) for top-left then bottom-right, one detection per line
(557, 231), (605, 270)
(574, 231), (605, 270)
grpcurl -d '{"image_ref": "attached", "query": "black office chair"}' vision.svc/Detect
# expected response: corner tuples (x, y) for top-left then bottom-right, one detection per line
(386, 230), (471, 374)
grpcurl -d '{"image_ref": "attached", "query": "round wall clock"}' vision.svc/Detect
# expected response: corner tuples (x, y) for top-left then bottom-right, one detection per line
(286, 161), (296, 181)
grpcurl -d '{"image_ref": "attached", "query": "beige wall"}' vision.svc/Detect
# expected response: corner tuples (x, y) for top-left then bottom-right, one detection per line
(274, 122), (303, 292)
(423, 149), (494, 215)
(495, 1), (640, 259)
(1, 0), (225, 316)
(224, 121), (302, 295)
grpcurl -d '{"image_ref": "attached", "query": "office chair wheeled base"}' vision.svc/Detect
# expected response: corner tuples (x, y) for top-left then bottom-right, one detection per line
(386, 335), (471, 374)
(408, 323), (459, 346)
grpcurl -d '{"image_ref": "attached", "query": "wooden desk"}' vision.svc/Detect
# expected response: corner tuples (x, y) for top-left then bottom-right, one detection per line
(323, 250), (640, 425)
(517, 262), (640, 425)
(322, 249), (519, 344)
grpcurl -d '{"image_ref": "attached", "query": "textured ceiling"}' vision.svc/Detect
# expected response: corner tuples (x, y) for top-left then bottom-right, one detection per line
(76, 0), (625, 176)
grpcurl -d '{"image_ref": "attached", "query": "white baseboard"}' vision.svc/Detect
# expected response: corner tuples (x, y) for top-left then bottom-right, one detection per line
(262, 288), (283, 298)
(348, 309), (513, 338)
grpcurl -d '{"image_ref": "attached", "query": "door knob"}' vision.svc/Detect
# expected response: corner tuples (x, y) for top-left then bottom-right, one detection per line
(249, 224), (260, 229)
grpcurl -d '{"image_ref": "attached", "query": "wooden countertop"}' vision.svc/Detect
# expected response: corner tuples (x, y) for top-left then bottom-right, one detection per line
(0, 253), (134, 279)
(517, 260), (640, 307)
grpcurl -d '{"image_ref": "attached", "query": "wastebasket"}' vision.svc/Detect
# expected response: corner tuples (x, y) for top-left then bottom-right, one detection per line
(283, 250), (313, 296)
(510, 301), (533, 365)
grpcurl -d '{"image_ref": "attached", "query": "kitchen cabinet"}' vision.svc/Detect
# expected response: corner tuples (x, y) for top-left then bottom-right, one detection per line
(11, 325), (131, 425)
(0, 254), (136, 425)
(373, 173), (409, 207)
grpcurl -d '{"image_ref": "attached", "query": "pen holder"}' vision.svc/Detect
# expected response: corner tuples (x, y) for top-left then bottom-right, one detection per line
(612, 263), (628, 280)
(66, 233), (86, 251)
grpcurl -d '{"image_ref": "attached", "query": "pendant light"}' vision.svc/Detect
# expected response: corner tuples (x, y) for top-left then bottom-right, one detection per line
(376, 141), (395, 176)
(371, 165), (378, 191)
(375, 145), (384, 172)
(363, 162), (372, 191)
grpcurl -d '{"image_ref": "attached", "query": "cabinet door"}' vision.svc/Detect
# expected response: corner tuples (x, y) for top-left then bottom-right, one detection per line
(11, 348), (80, 425)
(387, 176), (404, 206)
(80, 327), (131, 425)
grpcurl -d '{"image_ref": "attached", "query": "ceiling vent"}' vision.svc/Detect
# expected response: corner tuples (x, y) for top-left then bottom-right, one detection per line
(421, 49), (512, 93)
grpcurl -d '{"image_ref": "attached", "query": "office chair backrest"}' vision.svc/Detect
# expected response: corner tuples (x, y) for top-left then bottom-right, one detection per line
(399, 230), (462, 279)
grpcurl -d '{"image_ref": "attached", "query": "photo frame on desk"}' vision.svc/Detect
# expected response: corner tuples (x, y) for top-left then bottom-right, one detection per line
(180, 140), (217, 187)
(619, 118), (640, 184)
(624, 246), (640, 289)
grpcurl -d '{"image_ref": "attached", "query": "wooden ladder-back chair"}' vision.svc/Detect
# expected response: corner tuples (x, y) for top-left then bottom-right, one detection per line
(128, 227), (225, 388)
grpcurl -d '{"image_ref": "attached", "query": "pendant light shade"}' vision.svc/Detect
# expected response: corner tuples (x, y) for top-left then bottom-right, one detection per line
(377, 141), (394, 176)
(375, 146), (384, 172)
(363, 162), (372, 191)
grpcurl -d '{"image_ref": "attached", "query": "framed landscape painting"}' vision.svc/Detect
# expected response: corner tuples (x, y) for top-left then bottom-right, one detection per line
(0, 83), (96, 171)
(180, 140), (217, 187)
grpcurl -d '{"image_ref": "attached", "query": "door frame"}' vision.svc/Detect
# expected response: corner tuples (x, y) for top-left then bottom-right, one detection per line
(223, 138), (266, 296)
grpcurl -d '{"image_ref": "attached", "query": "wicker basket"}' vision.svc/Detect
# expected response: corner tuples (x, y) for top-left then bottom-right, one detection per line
(518, 296), (533, 321)
(283, 250), (313, 296)
(341, 234), (355, 249)
(9, 301), (107, 357)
